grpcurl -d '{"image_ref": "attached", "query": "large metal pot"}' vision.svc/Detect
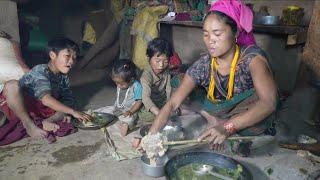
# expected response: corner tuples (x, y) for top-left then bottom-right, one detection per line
(165, 152), (252, 180)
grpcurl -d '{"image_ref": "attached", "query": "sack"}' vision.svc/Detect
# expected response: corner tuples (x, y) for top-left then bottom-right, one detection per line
(0, 37), (24, 83)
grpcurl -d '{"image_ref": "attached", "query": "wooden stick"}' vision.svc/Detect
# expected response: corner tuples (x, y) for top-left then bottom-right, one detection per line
(163, 136), (255, 146)
(279, 143), (320, 152)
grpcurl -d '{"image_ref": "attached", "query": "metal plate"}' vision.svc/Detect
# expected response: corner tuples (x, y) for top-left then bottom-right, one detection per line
(72, 112), (117, 130)
(165, 152), (252, 180)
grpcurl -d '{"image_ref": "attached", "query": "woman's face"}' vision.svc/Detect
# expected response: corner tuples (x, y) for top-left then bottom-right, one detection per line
(149, 53), (169, 75)
(203, 14), (236, 58)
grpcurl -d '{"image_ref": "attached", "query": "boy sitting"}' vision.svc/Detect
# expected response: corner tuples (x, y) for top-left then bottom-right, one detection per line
(0, 38), (92, 145)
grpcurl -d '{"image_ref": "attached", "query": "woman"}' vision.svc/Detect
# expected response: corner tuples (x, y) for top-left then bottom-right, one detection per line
(148, 0), (278, 148)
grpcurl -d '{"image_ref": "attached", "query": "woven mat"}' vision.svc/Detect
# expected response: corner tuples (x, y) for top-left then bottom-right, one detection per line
(95, 106), (141, 161)
(95, 106), (209, 161)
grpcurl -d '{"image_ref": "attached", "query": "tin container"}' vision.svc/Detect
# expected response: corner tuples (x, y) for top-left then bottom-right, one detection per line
(141, 154), (169, 178)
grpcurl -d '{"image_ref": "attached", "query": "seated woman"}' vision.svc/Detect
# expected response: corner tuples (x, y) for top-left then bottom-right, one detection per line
(148, 0), (278, 150)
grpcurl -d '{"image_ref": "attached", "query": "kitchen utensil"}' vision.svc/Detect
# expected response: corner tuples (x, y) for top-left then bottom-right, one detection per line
(193, 164), (233, 180)
(141, 154), (169, 178)
(165, 151), (252, 180)
(163, 136), (255, 146)
(254, 15), (280, 25)
(72, 112), (117, 130)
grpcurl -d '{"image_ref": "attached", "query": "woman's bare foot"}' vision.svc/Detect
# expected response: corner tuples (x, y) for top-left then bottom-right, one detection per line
(119, 122), (129, 136)
(42, 121), (60, 132)
(23, 121), (47, 138)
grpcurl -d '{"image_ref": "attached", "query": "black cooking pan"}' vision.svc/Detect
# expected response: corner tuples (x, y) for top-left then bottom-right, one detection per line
(165, 151), (252, 180)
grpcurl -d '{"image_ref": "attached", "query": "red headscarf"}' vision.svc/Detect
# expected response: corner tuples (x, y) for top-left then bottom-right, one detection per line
(210, 0), (256, 46)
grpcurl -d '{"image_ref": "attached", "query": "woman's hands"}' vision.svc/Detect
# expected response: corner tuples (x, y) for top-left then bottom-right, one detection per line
(198, 124), (229, 145)
(198, 120), (238, 151)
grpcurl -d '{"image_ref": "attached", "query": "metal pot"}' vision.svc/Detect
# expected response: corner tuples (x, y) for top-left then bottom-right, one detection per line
(141, 154), (169, 178)
(254, 15), (280, 25)
(165, 152), (252, 180)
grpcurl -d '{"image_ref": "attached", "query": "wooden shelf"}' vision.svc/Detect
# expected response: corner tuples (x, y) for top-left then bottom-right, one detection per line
(159, 20), (203, 28)
(159, 20), (308, 45)
(159, 20), (308, 35)
(253, 24), (308, 35)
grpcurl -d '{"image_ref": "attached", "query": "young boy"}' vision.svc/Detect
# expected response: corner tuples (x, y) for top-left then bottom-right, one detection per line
(0, 38), (92, 145)
(139, 38), (173, 123)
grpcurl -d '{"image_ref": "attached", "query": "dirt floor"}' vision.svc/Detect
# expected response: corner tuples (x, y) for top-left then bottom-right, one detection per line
(0, 69), (320, 180)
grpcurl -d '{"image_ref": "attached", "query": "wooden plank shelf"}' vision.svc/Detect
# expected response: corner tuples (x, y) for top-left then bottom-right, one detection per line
(159, 20), (308, 44)
(159, 20), (307, 34)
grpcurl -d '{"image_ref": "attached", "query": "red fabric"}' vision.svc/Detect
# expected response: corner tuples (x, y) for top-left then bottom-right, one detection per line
(169, 52), (182, 74)
(0, 92), (77, 146)
(175, 13), (192, 21)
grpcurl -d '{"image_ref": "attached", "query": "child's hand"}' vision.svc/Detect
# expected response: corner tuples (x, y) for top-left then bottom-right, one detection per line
(72, 110), (93, 121)
(123, 111), (133, 117)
